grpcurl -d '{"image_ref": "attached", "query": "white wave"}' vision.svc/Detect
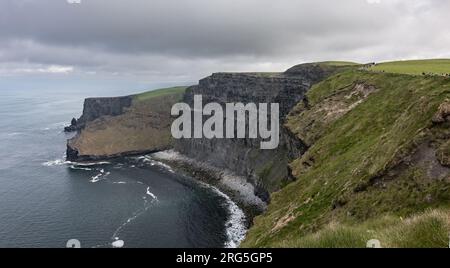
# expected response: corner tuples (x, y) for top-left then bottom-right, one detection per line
(111, 239), (124, 248)
(131, 155), (151, 163)
(146, 187), (158, 201)
(90, 173), (103, 183)
(90, 170), (110, 183)
(42, 158), (111, 167)
(111, 186), (157, 240)
(74, 161), (111, 166)
(42, 159), (68, 166)
(157, 162), (174, 173)
(212, 188), (247, 248)
(203, 184), (247, 248)
(112, 213), (139, 239)
(150, 160), (174, 173)
(135, 154), (174, 172)
(69, 165), (92, 171)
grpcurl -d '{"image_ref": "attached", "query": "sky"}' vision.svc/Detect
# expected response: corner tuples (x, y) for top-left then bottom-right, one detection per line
(0, 0), (449, 85)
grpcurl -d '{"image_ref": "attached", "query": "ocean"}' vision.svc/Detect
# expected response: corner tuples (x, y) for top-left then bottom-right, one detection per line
(0, 79), (246, 248)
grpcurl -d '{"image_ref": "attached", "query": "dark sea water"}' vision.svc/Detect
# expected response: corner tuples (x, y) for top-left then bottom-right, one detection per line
(0, 79), (245, 248)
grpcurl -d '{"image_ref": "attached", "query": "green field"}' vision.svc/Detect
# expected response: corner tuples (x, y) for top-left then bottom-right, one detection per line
(369, 59), (450, 76)
(134, 86), (187, 102)
(318, 61), (361, 67)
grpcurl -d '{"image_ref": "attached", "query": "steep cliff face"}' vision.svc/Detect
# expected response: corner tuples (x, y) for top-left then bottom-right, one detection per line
(77, 96), (133, 127)
(174, 66), (338, 200)
(64, 64), (340, 201)
(66, 87), (185, 161)
(65, 96), (133, 132)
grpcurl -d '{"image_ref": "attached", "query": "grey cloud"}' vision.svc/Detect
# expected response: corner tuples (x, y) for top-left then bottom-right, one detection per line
(0, 0), (396, 57)
(0, 0), (449, 81)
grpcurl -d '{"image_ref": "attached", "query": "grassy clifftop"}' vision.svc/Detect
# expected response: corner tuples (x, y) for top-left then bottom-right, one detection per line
(134, 86), (186, 102)
(67, 86), (186, 160)
(369, 59), (450, 76)
(317, 61), (361, 67)
(243, 62), (450, 248)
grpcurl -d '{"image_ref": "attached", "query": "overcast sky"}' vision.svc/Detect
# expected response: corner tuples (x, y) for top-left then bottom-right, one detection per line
(0, 0), (449, 83)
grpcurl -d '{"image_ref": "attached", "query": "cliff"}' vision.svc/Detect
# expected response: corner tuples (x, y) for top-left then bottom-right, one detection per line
(66, 65), (340, 200)
(78, 96), (134, 128)
(66, 87), (186, 161)
(64, 96), (133, 132)
(174, 67), (339, 201)
(64, 60), (450, 247)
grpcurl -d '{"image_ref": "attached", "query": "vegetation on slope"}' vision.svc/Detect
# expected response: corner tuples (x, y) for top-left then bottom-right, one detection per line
(243, 68), (450, 248)
(288, 209), (450, 248)
(369, 59), (450, 76)
(134, 86), (187, 102)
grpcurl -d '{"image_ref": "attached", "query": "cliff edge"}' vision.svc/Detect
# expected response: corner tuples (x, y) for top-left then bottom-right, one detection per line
(66, 87), (186, 161)
(174, 65), (341, 201)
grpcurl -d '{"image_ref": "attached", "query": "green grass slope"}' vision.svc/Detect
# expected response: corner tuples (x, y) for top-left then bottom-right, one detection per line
(134, 86), (187, 102)
(242, 68), (450, 248)
(369, 59), (450, 76)
(290, 209), (450, 248)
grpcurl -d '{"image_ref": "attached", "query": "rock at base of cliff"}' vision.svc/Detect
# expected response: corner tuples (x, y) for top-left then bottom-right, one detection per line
(64, 118), (79, 132)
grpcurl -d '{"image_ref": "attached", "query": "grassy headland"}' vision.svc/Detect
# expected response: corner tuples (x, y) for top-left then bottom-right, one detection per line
(369, 59), (450, 76)
(243, 60), (450, 248)
(134, 86), (187, 102)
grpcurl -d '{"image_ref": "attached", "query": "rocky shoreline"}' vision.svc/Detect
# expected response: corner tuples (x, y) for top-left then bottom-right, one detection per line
(151, 150), (267, 226)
